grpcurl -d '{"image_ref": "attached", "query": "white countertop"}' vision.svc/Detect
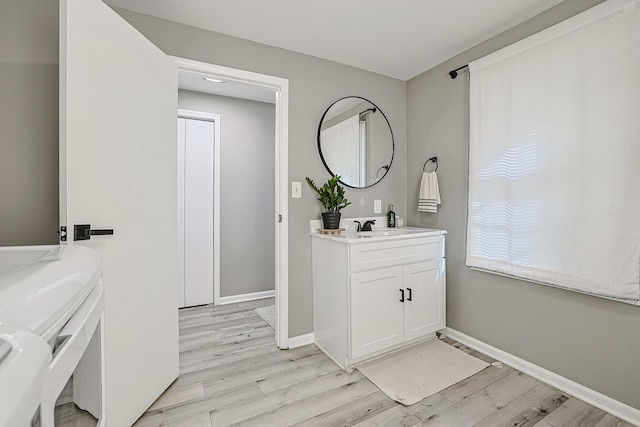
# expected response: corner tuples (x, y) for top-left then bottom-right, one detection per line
(310, 222), (446, 244)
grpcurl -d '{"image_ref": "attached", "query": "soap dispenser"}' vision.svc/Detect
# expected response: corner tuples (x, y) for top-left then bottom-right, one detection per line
(387, 204), (396, 228)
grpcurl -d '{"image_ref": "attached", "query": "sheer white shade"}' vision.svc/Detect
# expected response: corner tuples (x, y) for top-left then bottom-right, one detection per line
(466, 0), (640, 303)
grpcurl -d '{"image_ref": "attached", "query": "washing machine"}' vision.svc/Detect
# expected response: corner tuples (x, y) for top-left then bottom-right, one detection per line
(0, 245), (105, 426)
(0, 326), (50, 427)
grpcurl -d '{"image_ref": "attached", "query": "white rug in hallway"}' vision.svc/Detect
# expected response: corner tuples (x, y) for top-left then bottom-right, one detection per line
(255, 305), (275, 329)
(357, 338), (489, 406)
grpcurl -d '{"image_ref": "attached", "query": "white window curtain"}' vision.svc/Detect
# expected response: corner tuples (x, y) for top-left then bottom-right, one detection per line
(467, 0), (640, 303)
(321, 114), (362, 185)
(359, 119), (367, 186)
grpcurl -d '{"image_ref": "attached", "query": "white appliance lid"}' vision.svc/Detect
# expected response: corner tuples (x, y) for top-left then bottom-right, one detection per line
(0, 245), (102, 341)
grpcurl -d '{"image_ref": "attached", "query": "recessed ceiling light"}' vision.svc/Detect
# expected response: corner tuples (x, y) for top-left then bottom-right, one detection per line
(203, 77), (225, 83)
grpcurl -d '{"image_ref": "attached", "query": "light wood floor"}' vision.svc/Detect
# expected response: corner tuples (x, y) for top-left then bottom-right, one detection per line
(59, 297), (634, 426)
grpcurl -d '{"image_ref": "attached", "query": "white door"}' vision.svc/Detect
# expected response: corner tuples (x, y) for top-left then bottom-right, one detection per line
(60, 0), (178, 425)
(178, 117), (215, 307)
(403, 260), (446, 341)
(350, 266), (404, 358)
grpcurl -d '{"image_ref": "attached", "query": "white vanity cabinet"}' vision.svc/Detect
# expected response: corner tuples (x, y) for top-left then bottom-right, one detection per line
(311, 229), (446, 370)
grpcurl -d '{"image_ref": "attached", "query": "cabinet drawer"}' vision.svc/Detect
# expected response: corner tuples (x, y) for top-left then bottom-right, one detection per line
(350, 236), (443, 272)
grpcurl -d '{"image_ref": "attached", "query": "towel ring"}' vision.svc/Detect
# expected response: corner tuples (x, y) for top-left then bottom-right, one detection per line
(423, 156), (438, 172)
(376, 165), (390, 179)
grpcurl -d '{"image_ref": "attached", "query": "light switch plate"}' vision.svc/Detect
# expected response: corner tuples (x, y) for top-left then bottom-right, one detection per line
(292, 181), (302, 199)
(374, 199), (382, 213)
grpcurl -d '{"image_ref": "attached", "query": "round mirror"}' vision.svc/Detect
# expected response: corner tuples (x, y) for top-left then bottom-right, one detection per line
(317, 96), (394, 188)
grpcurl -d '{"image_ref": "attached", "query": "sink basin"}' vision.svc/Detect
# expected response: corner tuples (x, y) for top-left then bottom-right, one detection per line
(355, 228), (418, 237)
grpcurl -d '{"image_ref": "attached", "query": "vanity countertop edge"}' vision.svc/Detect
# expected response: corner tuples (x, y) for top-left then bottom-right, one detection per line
(310, 226), (447, 244)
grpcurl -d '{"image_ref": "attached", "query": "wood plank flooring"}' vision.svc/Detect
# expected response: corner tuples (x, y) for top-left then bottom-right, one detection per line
(59, 298), (635, 426)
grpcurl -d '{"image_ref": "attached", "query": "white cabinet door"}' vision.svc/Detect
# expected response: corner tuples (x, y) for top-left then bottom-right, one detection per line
(60, 0), (178, 425)
(350, 266), (404, 358)
(403, 259), (446, 341)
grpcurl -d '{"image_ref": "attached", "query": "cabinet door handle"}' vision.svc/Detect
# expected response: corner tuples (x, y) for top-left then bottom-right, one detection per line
(399, 289), (405, 302)
(407, 287), (412, 301)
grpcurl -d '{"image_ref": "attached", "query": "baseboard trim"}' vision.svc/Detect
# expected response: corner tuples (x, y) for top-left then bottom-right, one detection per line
(287, 333), (314, 349)
(218, 290), (275, 305)
(444, 328), (640, 426)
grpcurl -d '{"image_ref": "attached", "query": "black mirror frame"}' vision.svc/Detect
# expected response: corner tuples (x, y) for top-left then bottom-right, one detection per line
(317, 96), (395, 189)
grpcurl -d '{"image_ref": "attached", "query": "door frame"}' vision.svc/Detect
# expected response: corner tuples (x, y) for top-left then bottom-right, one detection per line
(173, 57), (289, 349)
(177, 110), (220, 309)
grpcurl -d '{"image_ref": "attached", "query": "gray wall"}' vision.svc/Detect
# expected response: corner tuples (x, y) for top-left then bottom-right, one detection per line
(0, 0), (59, 246)
(178, 90), (275, 297)
(115, 8), (408, 337)
(406, 0), (640, 410)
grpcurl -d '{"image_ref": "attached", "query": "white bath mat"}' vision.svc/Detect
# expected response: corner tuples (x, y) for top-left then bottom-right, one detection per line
(357, 339), (489, 406)
(255, 305), (275, 330)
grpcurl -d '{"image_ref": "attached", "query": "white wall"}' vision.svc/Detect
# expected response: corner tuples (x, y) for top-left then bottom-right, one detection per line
(179, 90), (276, 297)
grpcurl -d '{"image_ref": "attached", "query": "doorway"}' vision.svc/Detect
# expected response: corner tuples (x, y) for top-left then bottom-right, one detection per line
(173, 57), (289, 349)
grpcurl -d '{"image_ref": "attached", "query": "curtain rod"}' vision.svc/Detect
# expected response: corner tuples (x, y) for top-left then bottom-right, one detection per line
(359, 107), (377, 115)
(449, 64), (469, 79)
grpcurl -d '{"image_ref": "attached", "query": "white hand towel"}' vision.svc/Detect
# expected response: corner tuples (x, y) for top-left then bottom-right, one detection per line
(418, 172), (441, 213)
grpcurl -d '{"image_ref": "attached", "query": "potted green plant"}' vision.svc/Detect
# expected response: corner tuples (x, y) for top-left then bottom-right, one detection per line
(306, 175), (351, 229)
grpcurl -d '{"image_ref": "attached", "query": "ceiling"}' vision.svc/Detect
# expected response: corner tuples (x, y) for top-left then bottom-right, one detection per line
(105, 0), (563, 81)
(178, 71), (276, 104)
